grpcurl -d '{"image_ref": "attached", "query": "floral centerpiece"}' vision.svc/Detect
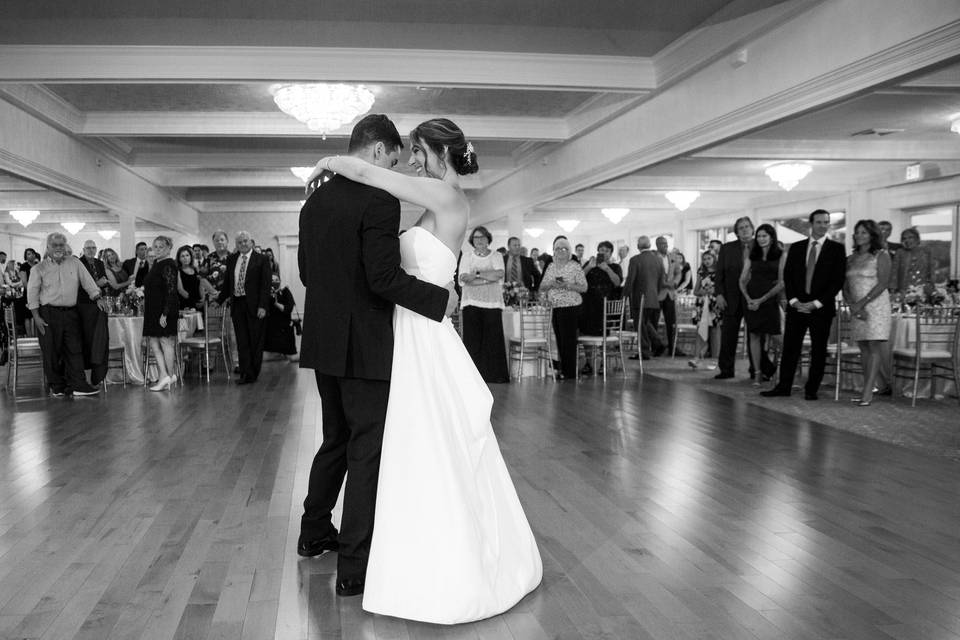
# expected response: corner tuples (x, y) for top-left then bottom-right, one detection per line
(502, 281), (529, 308)
(120, 285), (145, 315)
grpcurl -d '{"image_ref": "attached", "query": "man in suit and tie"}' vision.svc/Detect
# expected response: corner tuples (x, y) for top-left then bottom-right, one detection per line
(216, 230), (272, 384)
(77, 239), (110, 385)
(503, 236), (539, 292)
(623, 236), (666, 359)
(654, 236), (683, 356)
(121, 242), (151, 288)
(296, 114), (457, 597)
(761, 209), (846, 400)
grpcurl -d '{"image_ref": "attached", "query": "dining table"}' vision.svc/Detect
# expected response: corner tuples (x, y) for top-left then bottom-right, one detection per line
(501, 307), (557, 379)
(106, 311), (204, 384)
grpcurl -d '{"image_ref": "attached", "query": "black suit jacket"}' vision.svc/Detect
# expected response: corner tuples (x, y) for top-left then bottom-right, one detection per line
(77, 255), (106, 304)
(783, 237), (846, 317)
(217, 250), (272, 314)
(298, 175), (448, 380)
(714, 239), (749, 313)
(122, 257), (150, 288)
(503, 254), (539, 291)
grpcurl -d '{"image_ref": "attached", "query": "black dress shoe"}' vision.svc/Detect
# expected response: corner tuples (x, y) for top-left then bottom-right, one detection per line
(714, 372), (735, 380)
(336, 577), (364, 596)
(760, 388), (791, 397)
(628, 354), (640, 360)
(653, 346), (666, 357)
(876, 386), (893, 396)
(297, 535), (339, 557)
(804, 391), (819, 400)
(236, 376), (250, 385)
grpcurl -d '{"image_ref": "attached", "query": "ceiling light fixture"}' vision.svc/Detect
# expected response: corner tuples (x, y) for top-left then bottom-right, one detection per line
(764, 162), (812, 191)
(556, 219), (580, 233)
(290, 167), (314, 182)
(271, 84), (375, 138)
(951, 117), (960, 135)
(8, 210), (39, 227)
(61, 222), (85, 235)
(524, 228), (544, 238)
(601, 208), (630, 224)
(664, 191), (700, 212)
(98, 230), (118, 240)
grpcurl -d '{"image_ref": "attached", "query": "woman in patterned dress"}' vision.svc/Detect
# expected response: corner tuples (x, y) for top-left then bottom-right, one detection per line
(689, 250), (722, 369)
(538, 235), (587, 380)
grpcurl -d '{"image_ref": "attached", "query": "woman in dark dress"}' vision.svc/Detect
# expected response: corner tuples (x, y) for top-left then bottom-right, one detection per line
(264, 274), (298, 359)
(102, 248), (130, 296)
(200, 230), (231, 297)
(143, 236), (180, 391)
(175, 245), (202, 310)
(738, 224), (784, 386)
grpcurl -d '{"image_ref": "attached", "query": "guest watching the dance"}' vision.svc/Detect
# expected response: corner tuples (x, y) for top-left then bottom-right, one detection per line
(264, 274), (298, 362)
(539, 236), (587, 380)
(738, 224), (784, 386)
(573, 243), (585, 264)
(689, 250), (721, 370)
(142, 236), (180, 391)
(459, 225), (509, 383)
(708, 240), (723, 256)
(201, 230), (232, 296)
(102, 248), (130, 295)
(890, 227), (936, 299)
(77, 239), (110, 386)
(675, 252), (693, 293)
(843, 220), (892, 406)
(503, 236), (539, 293)
(2, 257), (27, 333)
(877, 221), (901, 257)
(121, 242), (151, 288)
(175, 245), (202, 311)
(654, 236), (683, 356)
(27, 232), (108, 396)
(578, 241), (622, 375)
(263, 247), (281, 277)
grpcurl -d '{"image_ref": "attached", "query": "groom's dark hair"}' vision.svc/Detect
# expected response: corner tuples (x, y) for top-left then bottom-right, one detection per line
(348, 114), (403, 154)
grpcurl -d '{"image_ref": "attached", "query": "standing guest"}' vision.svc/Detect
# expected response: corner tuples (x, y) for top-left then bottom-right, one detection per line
(623, 236), (667, 360)
(201, 230), (232, 295)
(573, 243), (584, 264)
(689, 250), (722, 370)
(217, 230), (272, 384)
(503, 236), (539, 293)
(538, 236), (587, 379)
(675, 252), (693, 293)
(122, 242), (151, 288)
(578, 240), (622, 375)
(175, 245), (202, 311)
(616, 244), (630, 266)
(496, 247), (507, 257)
(843, 220), (893, 406)
(143, 236), (180, 391)
(520, 246), (529, 257)
(3, 257), (27, 332)
(263, 247), (281, 277)
(877, 221), (901, 257)
(459, 225), (509, 383)
(762, 210), (846, 400)
(26, 232), (108, 396)
(890, 227), (936, 299)
(191, 244), (205, 265)
(102, 248), (130, 295)
(738, 224), (784, 386)
(708, 239), (723, 256)
(654, 236), (683, 356)
(264, 274), (298, 361)
(715, 217), (770, 379)
(19, 248), (40, 335)
(77, 239), (110, 386)
(530, 248), (540, 263)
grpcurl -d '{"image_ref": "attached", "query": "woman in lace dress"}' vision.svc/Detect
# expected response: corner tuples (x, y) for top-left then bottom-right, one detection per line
(843, 220), (892, 406)
(142, 236), (180, 391)
(689, 250), (721, 369)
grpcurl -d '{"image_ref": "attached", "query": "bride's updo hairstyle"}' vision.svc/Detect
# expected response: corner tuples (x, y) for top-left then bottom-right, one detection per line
(409, 118), (479, 176)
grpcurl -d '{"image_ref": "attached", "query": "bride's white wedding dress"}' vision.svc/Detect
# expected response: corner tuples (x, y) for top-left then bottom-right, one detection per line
(361, 226), (542, 624)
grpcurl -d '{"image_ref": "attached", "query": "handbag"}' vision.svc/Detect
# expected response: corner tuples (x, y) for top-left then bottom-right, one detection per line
(291, 303), (303, 335)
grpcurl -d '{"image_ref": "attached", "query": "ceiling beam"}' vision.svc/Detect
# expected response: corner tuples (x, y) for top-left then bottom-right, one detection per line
(0, 190), (103, 211)
(694, 138), (960, 161)
(0, 45), (656, 92)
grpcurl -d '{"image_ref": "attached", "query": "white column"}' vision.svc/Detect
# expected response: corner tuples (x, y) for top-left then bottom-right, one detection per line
(118, 211), (137, 261)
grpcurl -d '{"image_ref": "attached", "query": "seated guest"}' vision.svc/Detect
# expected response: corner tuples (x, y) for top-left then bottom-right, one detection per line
(264, 274), (298, 361)
(458, 225), (509, 383)
(176, 245), (202, 311)
(689, 250), (721, 370)
(738, 224), (784, 386)
(102, 248), (130, 295)
(578, 240), (622, 375)
(539, 236), (587, 380)
(143, 236), (180, 391)
(890, 227), (936, 300)
(122, 241), (151, 288)
(26, 232), (108, 396)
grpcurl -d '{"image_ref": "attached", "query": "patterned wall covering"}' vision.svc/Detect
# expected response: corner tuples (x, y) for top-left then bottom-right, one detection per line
(198, 211), (299, 258)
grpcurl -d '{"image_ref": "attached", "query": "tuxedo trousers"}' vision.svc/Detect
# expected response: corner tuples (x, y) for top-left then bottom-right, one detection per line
(775, 308), (833, 394)
(37, 305), (87, 392)
(302, 373), (390, 581)
(230, 297), (266, 380)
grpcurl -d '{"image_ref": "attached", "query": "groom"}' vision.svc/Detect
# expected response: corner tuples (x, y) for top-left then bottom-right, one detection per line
(297, 114), (458, 597)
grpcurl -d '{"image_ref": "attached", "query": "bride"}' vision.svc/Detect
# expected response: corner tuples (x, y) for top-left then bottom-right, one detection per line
(307, 118), (542, 624)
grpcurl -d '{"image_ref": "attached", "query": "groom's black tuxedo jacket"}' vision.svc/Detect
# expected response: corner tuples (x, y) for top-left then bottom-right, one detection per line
(298, 174), (448, 380)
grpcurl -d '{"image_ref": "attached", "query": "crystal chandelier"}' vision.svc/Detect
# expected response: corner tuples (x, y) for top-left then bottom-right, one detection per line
(556, 219), (580, 233)
(272, 84), (375, 137)
(764, 163), (811, 191)
(601, 208), (629, 224)
(61, 222), (85, 235)
(9, 210), (39, 227)
(98, 230), (118, 240)
(664, 191), (700, 211)
(524, 228), (544, 238)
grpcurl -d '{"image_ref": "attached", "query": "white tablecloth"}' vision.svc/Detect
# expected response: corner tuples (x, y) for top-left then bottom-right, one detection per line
(106, 312), (203, 384)
(502, 308), (557, 379)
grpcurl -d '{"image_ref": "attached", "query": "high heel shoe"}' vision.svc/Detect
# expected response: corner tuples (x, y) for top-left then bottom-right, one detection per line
(149, 375), (172, 392)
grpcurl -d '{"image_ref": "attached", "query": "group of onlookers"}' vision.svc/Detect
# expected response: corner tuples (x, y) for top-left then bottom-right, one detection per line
(1, 228), (297, 396)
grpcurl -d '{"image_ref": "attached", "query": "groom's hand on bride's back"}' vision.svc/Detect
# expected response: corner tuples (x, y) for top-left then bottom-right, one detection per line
(444, 282), (460, 317)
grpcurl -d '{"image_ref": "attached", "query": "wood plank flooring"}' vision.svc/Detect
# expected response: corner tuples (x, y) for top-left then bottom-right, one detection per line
(1, 362), (959, 639)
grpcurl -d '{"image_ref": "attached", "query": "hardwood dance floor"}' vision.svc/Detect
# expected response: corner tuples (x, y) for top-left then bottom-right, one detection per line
(1, 363), (959, 640)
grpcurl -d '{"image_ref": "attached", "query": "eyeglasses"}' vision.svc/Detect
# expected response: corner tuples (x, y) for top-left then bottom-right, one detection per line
(555, 246), (571, 252)
(471, 235), (487, 240)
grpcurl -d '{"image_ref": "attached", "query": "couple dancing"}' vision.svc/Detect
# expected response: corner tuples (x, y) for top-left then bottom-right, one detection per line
(296, 114), (542, 625)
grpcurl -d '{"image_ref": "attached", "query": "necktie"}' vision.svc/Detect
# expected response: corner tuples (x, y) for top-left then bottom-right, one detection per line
(805, 240), (818, 294)
(237, 253), (248, 296)
(510, 257), (520, 284)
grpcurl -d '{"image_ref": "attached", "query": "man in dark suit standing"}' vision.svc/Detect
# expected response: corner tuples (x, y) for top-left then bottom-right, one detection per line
(503, 236), (539, 292)
(714, 216), (774, 379)
(623, 236), (666, 359)
(216, 230), (272, 384)
(121, 242), (151, 288)
(762, 209), (846, 400)
(77, 239), (109, 385)
(296, 115), (457, 597)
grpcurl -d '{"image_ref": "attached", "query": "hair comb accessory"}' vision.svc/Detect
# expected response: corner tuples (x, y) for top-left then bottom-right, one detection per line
(464, 141), (474, 159)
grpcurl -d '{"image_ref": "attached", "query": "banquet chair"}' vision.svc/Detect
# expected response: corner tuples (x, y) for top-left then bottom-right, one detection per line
(507, 301), (553, 381)
(102, 345), (127, 392)
(141, 331), (184, 388)
(577, 297), (627, 381)
(3, 305), (45, 398)
(892, 304), (959, 406)
(826, 304), (862, 401)
(672, 294), (699, 357)
(619, 295), (640, 371)
(180, 299), (232, 382)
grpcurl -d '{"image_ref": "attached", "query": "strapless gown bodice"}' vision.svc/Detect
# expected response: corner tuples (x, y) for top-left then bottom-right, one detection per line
(399, 226), (457, 286)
